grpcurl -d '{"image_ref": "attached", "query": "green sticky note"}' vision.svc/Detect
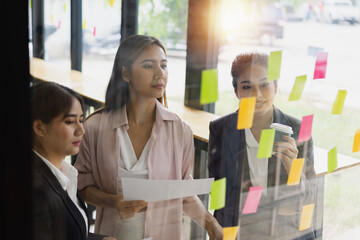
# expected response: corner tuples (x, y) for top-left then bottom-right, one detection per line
(257, 129), (275, 158)
(289, 75), (307, 101)
(267, 50), (282, 81)
(328, 147), (337, 173)
(30, 0), (32, 8)
(210, 177), (226, 210)
(200, 69), (218, 105)
(331, 90), (347, 115)
(63, 3), (67, 11)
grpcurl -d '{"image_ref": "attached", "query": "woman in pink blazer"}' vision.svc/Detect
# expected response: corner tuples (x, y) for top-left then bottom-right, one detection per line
(75, 35), (223, 240)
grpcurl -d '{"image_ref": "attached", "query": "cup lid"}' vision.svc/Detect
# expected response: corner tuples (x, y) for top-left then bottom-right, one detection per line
(270, 123), (293, 134)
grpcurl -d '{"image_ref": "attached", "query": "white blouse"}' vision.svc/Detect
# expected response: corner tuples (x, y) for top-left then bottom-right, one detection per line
(245, 128), (268, 195)
(115, 130), (150, 240)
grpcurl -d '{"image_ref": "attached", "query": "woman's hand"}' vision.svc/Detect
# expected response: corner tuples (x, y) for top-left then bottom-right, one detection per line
(273, 135), (299, 174)
(205, 213), (224, 240)
(115, 195), (147, 219)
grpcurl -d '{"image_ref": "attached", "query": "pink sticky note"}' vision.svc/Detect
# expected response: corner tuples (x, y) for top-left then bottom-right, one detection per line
(298, 115), (313, 143)
(57, 20), (61, 29)
(313, 52), (328, 79)
(242, 186), (263, 215)
(93, 27), (96, 36)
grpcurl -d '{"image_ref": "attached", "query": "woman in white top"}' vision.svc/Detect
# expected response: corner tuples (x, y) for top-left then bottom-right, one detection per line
(75, 35), (223, 239)
(31, 81), (115, 240)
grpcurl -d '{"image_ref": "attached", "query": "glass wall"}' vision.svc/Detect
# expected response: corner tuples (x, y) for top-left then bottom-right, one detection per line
(29, 0), (360, 239)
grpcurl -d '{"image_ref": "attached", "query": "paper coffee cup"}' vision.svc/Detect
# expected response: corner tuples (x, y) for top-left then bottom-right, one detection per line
(270, 123), (293, 142)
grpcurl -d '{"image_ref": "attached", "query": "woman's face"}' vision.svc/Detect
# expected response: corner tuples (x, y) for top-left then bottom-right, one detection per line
(40, 97), (85, 159)
(234, 64), (277, 116)
(123, 44), (168, 100)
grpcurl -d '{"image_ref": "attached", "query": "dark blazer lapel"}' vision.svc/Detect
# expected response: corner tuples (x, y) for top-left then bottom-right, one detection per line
(33, 152), (86, 239)
(63, 194), (87, 239)
(224, 113), (247, 225)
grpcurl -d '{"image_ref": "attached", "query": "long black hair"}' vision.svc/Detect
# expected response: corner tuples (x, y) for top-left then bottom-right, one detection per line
(104, 35), (168, 112)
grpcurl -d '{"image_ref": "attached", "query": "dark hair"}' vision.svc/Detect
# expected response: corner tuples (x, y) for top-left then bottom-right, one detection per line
(31, 81), (85, 124)
(104, 35), (168, 112)
(231, 52), (268, 89)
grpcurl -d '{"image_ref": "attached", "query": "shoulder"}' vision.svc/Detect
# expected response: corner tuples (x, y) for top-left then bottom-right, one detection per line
(274, 108), (301, 127)
(210, 111), (237, 131)
(274, 108), (302, 137)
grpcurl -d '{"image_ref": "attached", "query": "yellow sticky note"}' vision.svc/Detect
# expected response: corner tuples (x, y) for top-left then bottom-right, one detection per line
(200, 69), (218, 105)
(328, 147), (337, 173)
(210, 178), (226, 210)
(63, 3), (66, 12)
(331, 90), (347, 115)
(223, 226), (239, 240)
(299, 204), (315, 231)
(287, 158), (305, 186)
(352, 129), (360, 153)
(257, 129), (275, 158)
(237, 97), (256, 129)
(110, 0), (115, 6)
(267, 50), (282, 81)
(289, 75), (307, 101)
(82, 19), (87, 29)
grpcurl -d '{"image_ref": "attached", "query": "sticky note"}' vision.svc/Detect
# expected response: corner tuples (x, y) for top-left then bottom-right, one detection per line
(93, 27), (96, 37)
(267, 50), (282, 81)
(352, 129), (360, 153)
(257, 129), (275, 158)
(223, 226), (239, 240)
(328, 147), (337, 173)
(298, 115), (313, 143)
(200, 69), (218, 105)
(313, 52), (328, 79)
(110, 0), (116, 6)
(237, 97), (256, 129)
(210, 178), (226, 210)
(299, 204), (315, 231)
(289, 75), (307, 101)
(51, 15), (54, 24)
(331, 90), (347, 115)
(57, 20), (61, 29)
(242, 186), (263, 214)
(30, 0), (31, 8)
(63, 3), (67, 12)
(287, 158), (305, 186)
(82, 19), (87, 29)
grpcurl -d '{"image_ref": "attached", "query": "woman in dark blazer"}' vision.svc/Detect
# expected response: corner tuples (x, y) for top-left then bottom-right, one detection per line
(31, 81), (114, 240)
(208, 52), (317, 239)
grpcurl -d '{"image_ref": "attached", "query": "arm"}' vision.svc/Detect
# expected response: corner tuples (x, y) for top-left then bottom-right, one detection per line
(80, 185), (147, 220)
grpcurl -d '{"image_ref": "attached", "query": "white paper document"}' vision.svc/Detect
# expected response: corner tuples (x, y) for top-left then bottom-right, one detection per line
(121, 178), (214, 202)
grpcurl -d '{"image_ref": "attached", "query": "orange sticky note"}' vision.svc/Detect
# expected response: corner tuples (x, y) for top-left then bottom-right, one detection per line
(287, 158), (305, 186)
(352, 129), (360, 153)
(110, 0), (115, 6)
(299, 204), (315, 231)
(237, 97), (256, 129)
(223, 226), (239, 240)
